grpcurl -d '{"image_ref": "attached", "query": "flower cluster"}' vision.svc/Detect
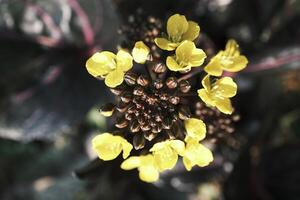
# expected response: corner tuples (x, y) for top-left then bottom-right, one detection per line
(86, 14), (248, 182)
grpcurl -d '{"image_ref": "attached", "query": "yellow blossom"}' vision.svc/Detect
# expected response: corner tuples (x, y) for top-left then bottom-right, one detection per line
(154, 14), (200, 51)
(86, 49), (133, 88)
(92, 133), (133, 161)
(121, 155), (159, 183)
(184, 118), (206, 142)
(204, 39), (248, 76)
(183, 139), (213, 171)
(149, 140), (185, 172)
(166, 40), (206, 71)
(132, 41), (150, 64)
(198, 75), (237, 114)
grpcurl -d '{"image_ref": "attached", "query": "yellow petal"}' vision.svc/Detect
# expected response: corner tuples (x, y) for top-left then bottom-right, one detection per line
(92, 133), (122, 161)
(182, 21), (200, 41)
(154, 38), (178, 51)
(198, 89), (215, 107)
(184, 118), (206, 142)
(121, 156), (141, 170)
(167, 14), (188, 42)
(204, 56), (223, 76)
(183, 140), (213, 170)
(169, 140), (185, 156)
(86, 51), (116, 78)
(150, 140), (182, 171)
(166, 56), (182, 71)
(132, 41), (150, 64)
(139, 166), (159, 182)
(176, 40), (194, 64)
(215, 97), (233, 114)
(224, 39), (239, 57)
(153, 146), (178, 171)
(222, 55), (248, 72)
(104, 69), (124, 88)
(183, 156), (193, 171)
(116, 49), (133, 72)
(121, 139), (133, 159)
(201, 74), (211, 91)
(188, 47), (206, 67)
(214, 77), (237, 98)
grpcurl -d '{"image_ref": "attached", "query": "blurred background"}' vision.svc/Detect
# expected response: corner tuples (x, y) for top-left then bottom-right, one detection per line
(0, 0), (300, 199)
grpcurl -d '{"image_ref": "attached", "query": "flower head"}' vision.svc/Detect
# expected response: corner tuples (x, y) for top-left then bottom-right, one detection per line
(154, 14), (200, 51)
(92, 133), (133, 161)
(166, 40), (206, 71)
(121, 155), (159, 182)
(86, 49), (133, 88)
(86, 12), (247, 183)
(204, 39), (248, 76)
(198, 75), (237, 114)
(150, 140), (185, 171)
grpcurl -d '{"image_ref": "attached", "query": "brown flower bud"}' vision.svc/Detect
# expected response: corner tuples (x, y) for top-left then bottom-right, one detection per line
(120, 92), (132, 103)
(116, 102), (129, 113)
(143, 131), (157, 141)
(130, 120), (140, 133)
(115, 118), (128, 129)
(124, 72), (137, 86)
(137, 75), (149, 86)
(169, 96), (180, 105)
(137, 115), (146, 125)
(154, 113), (162, 122)
(127, 104), (136, 114)
(153, 79), (163, 89)
(166, 77), (178, 89)
(166, 130), (176, 139)
(125, 112), (133, 121)
(179, 80), (191, 93)
(141, 122), (151, 131)
(133, 134), (145, 150)
(178, 105), (191, 120)
(162, 117), (172, 129)
(99, 103), (115, 117)
(152, 124), (162, 133)
(133, 86), (144, 96)
(159, 93), (169, 101)
(146, 94), (157, 105)
(110, 87), (123, 96)
(152, 62), (166, 73)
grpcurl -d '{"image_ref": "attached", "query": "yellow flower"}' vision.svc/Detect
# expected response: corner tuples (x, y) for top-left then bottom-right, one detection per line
(121, 155), (159, 183)
(166, 40), (206, 71)
(183, 139), (213, 171)
(86, 49), (133, 88)
(184, 118), (206, 142)
(149, 140), (185, 172)
(204, 39), (248, 76)
(132, 41), (150, 64)
(198, 75), (237, 114)
(154, 14), (200, 51)
(92, 133), (133, 161)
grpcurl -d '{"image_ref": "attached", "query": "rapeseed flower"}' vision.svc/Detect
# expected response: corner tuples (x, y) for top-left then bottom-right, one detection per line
(198, 75), (237, 114)
(86, 49), (133, 88)
(166, 40), (206, 71)
(204, 39), (248, 76)
(154, 14), (200, 51)
(121, 155), (159, 182)
(92, 133), (133, 161)
(149, 140), (185, 171)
